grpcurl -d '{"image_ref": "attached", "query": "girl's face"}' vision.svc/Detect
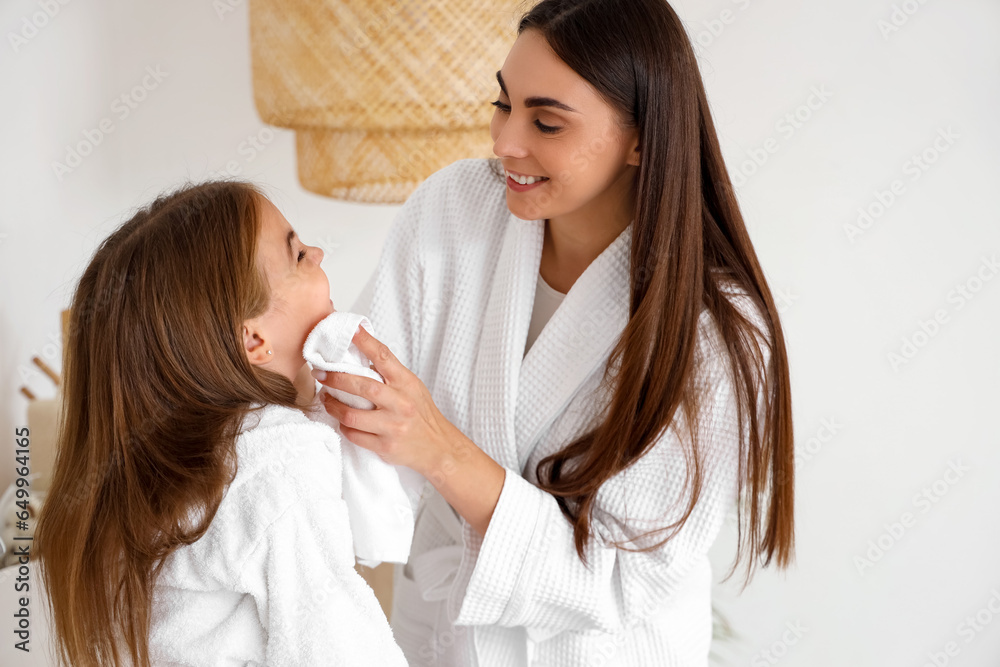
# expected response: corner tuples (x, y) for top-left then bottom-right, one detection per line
(489, 28), (640, 222)
(243, 197), (333, 380)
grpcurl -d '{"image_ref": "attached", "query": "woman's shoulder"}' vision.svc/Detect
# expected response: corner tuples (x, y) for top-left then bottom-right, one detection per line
(396, 158), (510, 241)
(417, 157), (507, 202)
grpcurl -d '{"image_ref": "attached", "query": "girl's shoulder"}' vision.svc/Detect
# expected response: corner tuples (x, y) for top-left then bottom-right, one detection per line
(231, 402), (344, 497)
(155, 403), (346, 589)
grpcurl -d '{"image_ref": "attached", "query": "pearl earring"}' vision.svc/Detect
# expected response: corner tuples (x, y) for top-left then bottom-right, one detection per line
(267, 350), (272, 355)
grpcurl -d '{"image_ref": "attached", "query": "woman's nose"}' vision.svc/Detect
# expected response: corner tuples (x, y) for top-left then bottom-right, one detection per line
(492, 121), (530, 160)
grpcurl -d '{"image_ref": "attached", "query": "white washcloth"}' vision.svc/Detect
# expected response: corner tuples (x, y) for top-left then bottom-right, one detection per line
(303, 311), (418, 567)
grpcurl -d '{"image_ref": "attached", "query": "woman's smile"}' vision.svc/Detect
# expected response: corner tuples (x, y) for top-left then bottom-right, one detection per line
(505, 167), (550, 191)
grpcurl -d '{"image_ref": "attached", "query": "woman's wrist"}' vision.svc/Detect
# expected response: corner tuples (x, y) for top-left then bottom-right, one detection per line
(421, 426), (506, 537)
(417, 422), (477, 481)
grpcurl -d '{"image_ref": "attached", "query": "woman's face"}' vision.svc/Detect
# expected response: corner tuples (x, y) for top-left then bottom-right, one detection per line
(490, 28), (640, 222)
(243, 196), (333, 378)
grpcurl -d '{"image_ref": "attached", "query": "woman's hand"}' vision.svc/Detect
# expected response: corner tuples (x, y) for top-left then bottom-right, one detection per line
(313, 326), (458, 477)
(313, 325), (507, 537)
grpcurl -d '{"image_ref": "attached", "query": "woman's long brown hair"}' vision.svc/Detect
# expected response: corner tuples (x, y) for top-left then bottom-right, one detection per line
(516, 0), (795, 584)
(34, 182), (302, 666)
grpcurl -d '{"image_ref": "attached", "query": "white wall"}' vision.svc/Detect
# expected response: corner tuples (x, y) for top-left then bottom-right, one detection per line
(0, 0), (395, 476)
(1, 0), (997, 664)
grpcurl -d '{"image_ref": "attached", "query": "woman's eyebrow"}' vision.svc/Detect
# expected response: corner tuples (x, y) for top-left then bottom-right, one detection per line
(285, 230), (296, 261)
(496, 70), (579, 113)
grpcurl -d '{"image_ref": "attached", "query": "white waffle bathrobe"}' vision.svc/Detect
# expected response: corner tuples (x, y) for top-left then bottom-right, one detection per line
(365, 158), (771, 666)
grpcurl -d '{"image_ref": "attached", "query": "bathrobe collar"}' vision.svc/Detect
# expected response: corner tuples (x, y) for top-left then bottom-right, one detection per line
(469, 212), (633, 475)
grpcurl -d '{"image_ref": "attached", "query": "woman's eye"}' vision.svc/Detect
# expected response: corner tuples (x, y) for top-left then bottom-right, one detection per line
(534, 120), (560, 134)
(297, 249), (307, 262)
(491, 99), (561, 134)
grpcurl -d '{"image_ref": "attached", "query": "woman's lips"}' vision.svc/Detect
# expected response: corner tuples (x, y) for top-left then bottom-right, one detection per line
(506, 173), (549, 192)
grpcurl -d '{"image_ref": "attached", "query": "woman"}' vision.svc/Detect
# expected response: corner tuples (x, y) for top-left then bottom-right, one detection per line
(315, 0), (794, 664)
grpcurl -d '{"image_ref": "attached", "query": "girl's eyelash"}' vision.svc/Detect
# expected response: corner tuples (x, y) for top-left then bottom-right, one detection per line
(490, 100), (561, 134)
(297, 249), (306, 262)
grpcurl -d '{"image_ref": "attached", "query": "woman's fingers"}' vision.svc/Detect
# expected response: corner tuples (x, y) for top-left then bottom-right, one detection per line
(323, 394), (384, 454)
(322, 389), (380, 432)
(311, 327), (447, 471)
(351, 326), (407, 385)
(322, 371), (394, 412)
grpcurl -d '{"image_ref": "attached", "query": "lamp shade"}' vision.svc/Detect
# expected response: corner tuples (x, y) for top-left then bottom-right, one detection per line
(249, 0), (521, 202)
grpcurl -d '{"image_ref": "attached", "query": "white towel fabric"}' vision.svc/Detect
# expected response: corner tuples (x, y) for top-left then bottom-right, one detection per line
(303, 311), (385, 409)
(302, 311), (422, 567)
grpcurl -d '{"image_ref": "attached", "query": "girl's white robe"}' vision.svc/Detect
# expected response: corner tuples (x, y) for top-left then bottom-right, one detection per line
(148, 399), (408, 666)
(366, 158), (771, 667)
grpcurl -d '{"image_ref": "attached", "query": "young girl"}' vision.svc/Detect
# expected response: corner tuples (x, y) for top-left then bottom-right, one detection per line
(34, 181), (409, 666)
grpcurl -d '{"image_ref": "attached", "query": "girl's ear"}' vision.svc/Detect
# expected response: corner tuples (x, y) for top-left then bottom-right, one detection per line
(243, 322), (271, 366)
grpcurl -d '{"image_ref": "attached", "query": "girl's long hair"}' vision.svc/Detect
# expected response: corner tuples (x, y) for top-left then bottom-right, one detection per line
(34, 181), (301, 666)
(516, 0), (795, 583)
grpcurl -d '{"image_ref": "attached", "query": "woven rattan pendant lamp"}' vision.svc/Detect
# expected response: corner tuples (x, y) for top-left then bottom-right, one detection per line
(249, 0), (520, 203)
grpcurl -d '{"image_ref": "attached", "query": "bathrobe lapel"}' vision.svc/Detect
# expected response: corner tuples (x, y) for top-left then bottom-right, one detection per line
(469, 213), (633, 475)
